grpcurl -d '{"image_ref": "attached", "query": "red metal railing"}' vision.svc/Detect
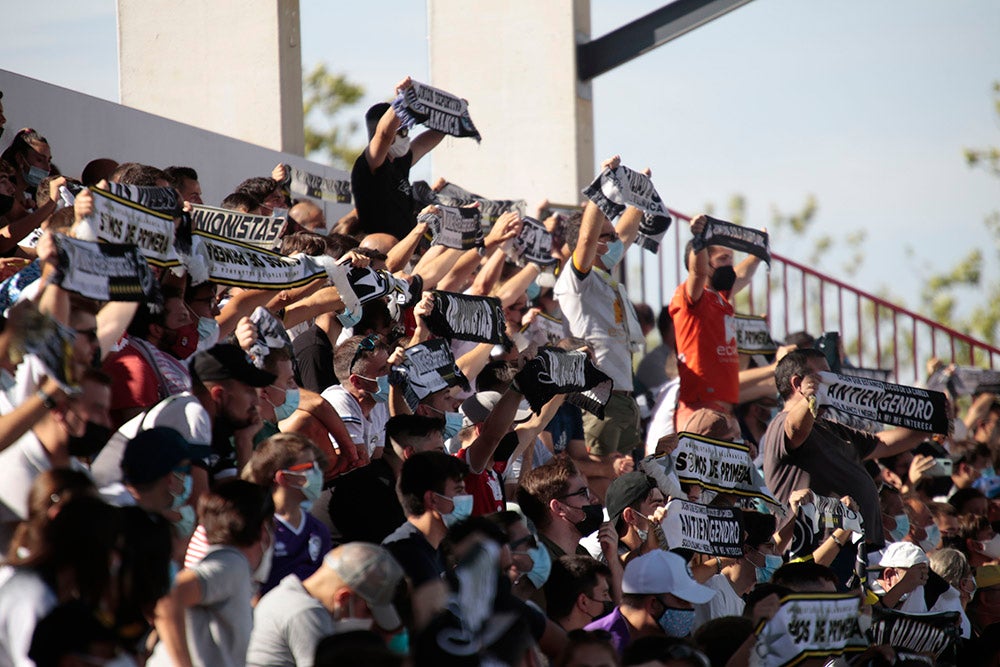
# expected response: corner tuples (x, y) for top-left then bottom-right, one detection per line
(624, 209), (1000, 383)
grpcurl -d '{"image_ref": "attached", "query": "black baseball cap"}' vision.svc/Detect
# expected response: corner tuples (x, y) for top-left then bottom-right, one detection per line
(121, 427), (191, 485)
(605, 472), (657, 528)
(190, 343), (276, 388)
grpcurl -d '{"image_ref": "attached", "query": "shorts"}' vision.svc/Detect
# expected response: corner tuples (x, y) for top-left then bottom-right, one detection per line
(583, 393), (641, 457)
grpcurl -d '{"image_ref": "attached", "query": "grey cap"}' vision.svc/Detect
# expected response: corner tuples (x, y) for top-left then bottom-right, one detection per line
(324, 542), (404, 631)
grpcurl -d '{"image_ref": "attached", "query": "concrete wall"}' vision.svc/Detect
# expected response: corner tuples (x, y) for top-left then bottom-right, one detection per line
(428, 0), (594, 207)
(0, 69), (350, 224)
(117, 0), (305, 155)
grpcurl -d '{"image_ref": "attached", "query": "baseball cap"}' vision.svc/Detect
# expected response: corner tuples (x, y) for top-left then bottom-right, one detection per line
(878, 542), (929, 568)
(121, 427), (191, 485)
(605, 472), (657, 528)
(324, 543), (404, 631)
(190, 343), (276, 387)
(461, 391), (532, 426)
(622, 550), (715, 604)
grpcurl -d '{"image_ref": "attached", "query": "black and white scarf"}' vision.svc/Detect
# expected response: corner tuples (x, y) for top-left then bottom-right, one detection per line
(753, 593), (869, 666)
(733, 314), (778, 354)
(789, 495), (865, 560)
(815, 371), (950, 434)
(247, 306), (294, 369)
(661, 500), (744, 557)
(514, 347), (612, 418)
(284, 164), (352, 204)
(692, 216), (770, 264)
(423, 291), (509, 346)
(190, 204), (287, 250)
(51, 234), (162, 308)
(504, 216), (558, 268)
(582, 164), (672, 252)
(927, 365), (1000, 396)
(392, 338), (470, 410)
(189, 232), (337, 289)
(392, 81), (481, 141)
(673, 432), (784, 513)
(103, 182), (183, 217)
(420, 205), (484, 251)
(87, 186), (180, 268)
(870, 607), (961, 663)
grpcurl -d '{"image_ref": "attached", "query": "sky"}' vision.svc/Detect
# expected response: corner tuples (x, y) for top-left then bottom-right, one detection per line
(1, 0), (998, 338)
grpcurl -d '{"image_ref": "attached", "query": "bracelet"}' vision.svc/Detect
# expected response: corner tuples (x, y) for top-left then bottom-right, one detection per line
(36, 388), (56, 410)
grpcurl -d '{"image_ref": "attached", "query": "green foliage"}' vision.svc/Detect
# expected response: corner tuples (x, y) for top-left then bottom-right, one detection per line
(302, 63), (366, 169)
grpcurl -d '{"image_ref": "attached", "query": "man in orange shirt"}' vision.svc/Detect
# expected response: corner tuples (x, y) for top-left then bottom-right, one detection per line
(669, 215), (762, 431)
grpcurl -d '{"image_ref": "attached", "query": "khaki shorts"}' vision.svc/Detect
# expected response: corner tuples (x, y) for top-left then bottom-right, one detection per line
(583, 393), (641, 457)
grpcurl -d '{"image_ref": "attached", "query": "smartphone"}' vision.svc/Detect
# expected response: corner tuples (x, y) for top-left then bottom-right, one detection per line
(928, 458), (953, 478)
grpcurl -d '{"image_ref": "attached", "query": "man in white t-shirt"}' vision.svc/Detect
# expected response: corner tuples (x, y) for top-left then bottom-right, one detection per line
(321, 334), (391, 463)
(554, 156), (645, 467)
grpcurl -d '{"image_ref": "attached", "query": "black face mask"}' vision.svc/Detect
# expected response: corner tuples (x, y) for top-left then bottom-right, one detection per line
(67, 421), (114, 458)
(0, 194), (13, 218)
(588, 597), (615, 620)
(710, 264), (736, 292)
(573, 504), (604, 537)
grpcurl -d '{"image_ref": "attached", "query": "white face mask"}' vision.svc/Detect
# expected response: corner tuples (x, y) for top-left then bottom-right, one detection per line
(388, 134), (411, 158)
(979, 534), (1000, 559)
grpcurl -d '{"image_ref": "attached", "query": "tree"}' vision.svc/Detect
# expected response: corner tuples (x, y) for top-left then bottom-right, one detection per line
(302, 63), (366, 169)
(913, 81), (1000, 353)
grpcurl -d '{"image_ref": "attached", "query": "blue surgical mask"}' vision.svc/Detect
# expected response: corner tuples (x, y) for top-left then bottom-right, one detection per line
(658, 605), (695, 638)
(337, 308), (362, 328)
(888, 513), (910, 543)
(755, 552), (783, 583)
(437, 493), (473, 528)
(173, 504), (196, 538)
(372, 375), (390, 403)
(441, 411), (463, 439)
(601, 238), (625, 270)
(23, 165), (48, 187)
(525, 281), (541, 302)
(386, 628), (409, 656)
(270, 386), (300, 421)
(920, 523), (941, 553)
(286, 463), (323, 511)
(170, 473), (192, 510)
(524, 541), (552, 588)
(197, 317), (219, 348)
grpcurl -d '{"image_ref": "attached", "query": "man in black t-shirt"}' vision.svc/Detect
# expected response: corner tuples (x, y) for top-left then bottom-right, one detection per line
(351, 76), (445, 240)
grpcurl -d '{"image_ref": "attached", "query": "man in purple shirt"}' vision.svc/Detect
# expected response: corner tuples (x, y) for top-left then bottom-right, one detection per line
(585, 550), (715, 654)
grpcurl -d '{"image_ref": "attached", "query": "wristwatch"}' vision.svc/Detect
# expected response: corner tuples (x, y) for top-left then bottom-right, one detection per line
(36, 388), (56, 409)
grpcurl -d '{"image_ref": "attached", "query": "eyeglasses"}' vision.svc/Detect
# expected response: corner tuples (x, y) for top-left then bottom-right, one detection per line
(558, 486), (591, 502)
(349, 334), (380, 374)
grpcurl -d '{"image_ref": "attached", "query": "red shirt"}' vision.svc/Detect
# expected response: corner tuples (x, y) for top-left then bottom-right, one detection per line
(668, 282), (739, 405)
(455, 447), (505, 516)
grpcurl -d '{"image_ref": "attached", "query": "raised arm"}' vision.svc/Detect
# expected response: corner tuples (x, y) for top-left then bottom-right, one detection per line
(364, 79), (407, 173)
(684, 214), (710, 304)
(731, 253), (762, 296)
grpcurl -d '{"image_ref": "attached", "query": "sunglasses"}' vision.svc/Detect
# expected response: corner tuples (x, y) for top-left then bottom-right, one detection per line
(558, 486), (591, 501)
(349, 334), (380, 374)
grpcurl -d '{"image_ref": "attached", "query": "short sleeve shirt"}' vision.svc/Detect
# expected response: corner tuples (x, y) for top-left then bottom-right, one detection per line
(247, 575), (333, 667)
(351, 151), (415, 240)
(762, 411), (884, 547)
(320, 385), (388, 457)
(668, 283), (739, 405)
(554, 263), (634, 391)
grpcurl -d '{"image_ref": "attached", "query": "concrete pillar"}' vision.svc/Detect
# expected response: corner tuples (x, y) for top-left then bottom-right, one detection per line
(117, 0), (304, 155)
(428, 0), (593, 206)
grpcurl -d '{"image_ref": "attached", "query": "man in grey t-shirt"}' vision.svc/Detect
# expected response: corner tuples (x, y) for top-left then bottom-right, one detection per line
(247, 542), (404, 667)
(762, 349), (931, 549)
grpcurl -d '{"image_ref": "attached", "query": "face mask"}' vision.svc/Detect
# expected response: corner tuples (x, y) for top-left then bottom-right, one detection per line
(658, 605), (695, 638)
(572, 504), (605, 537)
(388, 134), (411, 159)
(710, 264), (737, 292)
(635, 526), (649, 542)
(438, 493), (473, 528)
(337, 307), (362, 328)
(170, 473), (193, 510)
(168, 322), (200, 360)
(386, 628), (409, 656)
(292, 465), (323, 505)
(23, 165), (48, 187)
(755, 553), (783, 584)
(920, 523), (941, 553)
(254, 535), (274, 584)
(0, 194), (13, 217)
(600, 238), (624, 270)
(173, 504), (196, 538)
(525, 281), (541, 302)
(371, 375), (390, 403)
(66, 420), (114, 458)
(197, 317), (219, 348)
(590, 598), (615, 620)
(441, 411), (463, 439)
(269, 386), (300, 421)
(524, 542), (552, 588)
(979, 534), (1000, 559)
(888, 513), (910, 543)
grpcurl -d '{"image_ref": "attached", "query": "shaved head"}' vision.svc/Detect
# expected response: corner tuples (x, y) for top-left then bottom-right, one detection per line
(289, 200), (326, 232)
(359, 232), (398, 254)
